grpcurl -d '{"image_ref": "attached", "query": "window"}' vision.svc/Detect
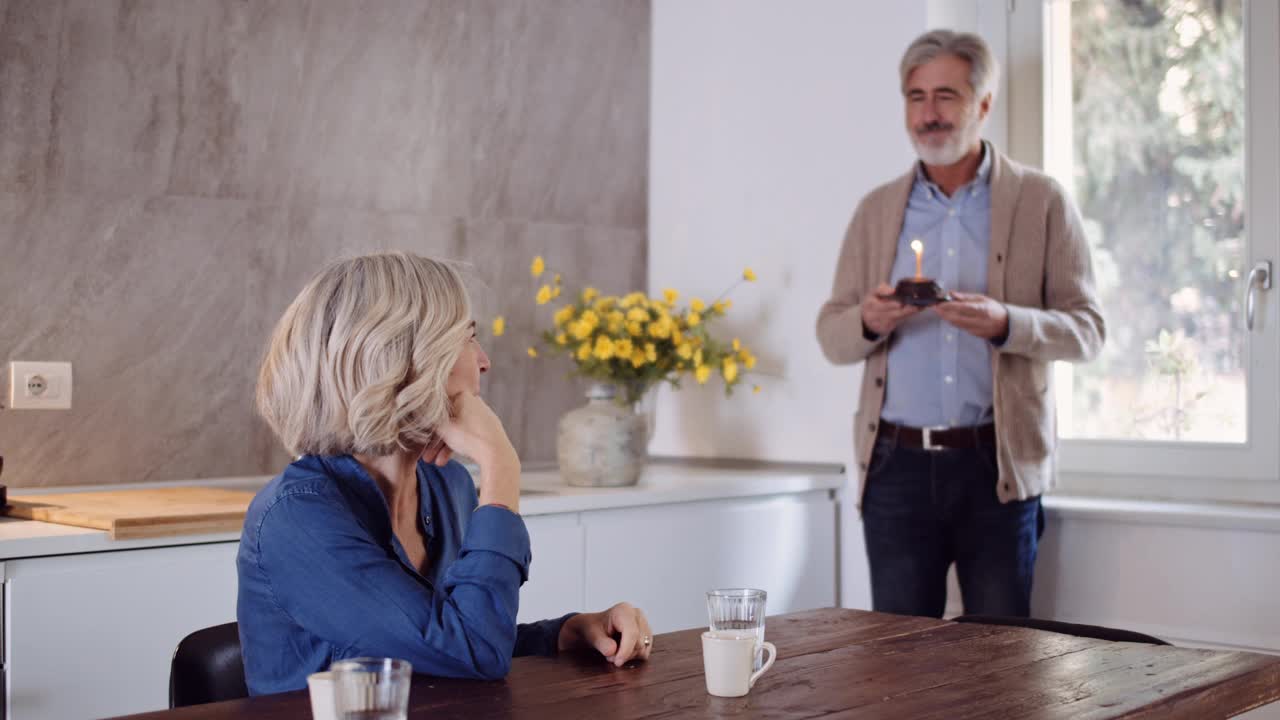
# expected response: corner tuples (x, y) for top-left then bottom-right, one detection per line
(999, 0), (1280, 501)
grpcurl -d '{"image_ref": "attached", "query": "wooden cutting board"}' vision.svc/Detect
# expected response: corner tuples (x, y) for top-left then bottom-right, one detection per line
(5, 486), (257, 540)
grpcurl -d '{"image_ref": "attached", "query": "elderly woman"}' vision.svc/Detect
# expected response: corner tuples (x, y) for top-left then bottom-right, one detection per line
(237, 252), (653, 695)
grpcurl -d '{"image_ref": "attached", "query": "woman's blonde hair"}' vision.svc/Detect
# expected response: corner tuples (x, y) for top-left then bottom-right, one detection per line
(257, 252), (472, 457)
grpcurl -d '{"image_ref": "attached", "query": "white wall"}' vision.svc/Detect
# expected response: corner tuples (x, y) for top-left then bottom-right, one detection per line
(649, 0), (928, 609)
(1033, 505), (1280, 654)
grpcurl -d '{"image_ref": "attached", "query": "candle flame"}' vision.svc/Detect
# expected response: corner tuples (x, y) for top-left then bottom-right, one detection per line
(910, 239), (924, 255)
(911, 238), (924, 279)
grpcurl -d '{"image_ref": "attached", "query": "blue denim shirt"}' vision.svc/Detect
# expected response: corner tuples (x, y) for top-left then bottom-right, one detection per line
(236, 454), (572, 695)
(881, 143), (995, 428)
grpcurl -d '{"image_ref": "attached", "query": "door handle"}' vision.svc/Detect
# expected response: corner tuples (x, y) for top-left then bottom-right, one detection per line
(1244, 261), (1272, 331)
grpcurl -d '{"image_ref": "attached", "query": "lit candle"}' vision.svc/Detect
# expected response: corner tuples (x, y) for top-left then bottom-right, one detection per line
(910, 238), (924, 279)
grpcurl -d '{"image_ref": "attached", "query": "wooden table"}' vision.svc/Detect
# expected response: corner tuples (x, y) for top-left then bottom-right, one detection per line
(111, 608), (1280, 719)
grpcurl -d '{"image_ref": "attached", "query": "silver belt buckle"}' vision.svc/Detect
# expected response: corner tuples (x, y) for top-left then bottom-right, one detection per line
(921, 426), (947, 451)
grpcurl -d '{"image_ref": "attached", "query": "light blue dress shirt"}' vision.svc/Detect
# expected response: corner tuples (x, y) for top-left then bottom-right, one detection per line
(880, 143), (995, 429)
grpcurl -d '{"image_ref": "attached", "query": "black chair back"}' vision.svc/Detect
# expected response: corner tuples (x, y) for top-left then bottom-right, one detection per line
(169, 622), (249, 707)
(954, 614), (1170, 645)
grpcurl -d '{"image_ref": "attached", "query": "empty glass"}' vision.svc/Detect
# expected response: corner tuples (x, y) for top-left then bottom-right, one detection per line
(329, 657), (412, 720)
(706, 588), (767, 668)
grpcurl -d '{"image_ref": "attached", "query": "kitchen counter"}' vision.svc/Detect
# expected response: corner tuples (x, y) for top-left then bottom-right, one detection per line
(0, 457), (845, 560)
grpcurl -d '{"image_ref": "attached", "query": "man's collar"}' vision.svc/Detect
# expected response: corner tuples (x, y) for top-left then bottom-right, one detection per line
(974, 140), (993, 184)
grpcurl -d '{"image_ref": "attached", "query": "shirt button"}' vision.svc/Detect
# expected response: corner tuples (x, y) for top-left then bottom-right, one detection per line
(950, 417), (958, 425)
(947, 248), (956, 257)
(948, 208), (956, 217)
(946, 333), (955, 342)
(424, 515), (431, 524)
(944, 375), (954, 384)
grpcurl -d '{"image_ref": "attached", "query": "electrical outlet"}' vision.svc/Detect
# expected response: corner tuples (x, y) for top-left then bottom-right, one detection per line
(7, 361), (73, 410)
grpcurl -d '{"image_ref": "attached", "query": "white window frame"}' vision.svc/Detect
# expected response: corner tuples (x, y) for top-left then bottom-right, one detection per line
(974, 0), (1280, 504)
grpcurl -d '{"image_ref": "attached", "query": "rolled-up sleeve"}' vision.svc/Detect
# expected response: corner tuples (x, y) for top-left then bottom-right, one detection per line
(515, 613), (577, 657)
(458, 479), (576, 658)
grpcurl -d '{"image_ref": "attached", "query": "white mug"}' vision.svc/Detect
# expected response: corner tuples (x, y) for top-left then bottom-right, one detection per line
(701, 631), (777, 698)
(306, 671), (336, 720)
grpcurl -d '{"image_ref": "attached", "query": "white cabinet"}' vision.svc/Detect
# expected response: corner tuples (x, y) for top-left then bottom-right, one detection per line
(582, 492), (837, 633)
(518, 514), (585, 623)
(3, 543), (239, 719)
(521, 492), (838, 633)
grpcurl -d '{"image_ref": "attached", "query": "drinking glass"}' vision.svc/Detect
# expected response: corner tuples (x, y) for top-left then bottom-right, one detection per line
(706, 588), (767, 668)
(329, 657), (412, 720)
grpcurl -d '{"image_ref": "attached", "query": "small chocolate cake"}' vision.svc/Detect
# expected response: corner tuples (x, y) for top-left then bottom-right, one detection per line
(891, 277), (950, 307)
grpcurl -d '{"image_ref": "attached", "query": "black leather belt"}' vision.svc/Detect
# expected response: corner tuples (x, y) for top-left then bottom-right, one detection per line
(878, 419), (995, 451)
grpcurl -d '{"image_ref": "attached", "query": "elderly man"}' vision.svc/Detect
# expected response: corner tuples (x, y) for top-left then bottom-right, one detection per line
(816, 30), (1105, 618)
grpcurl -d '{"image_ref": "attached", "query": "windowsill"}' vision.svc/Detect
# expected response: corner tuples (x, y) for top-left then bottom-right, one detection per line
(1044, 494), (1280, 533)
(1054, 468), (1280, 507)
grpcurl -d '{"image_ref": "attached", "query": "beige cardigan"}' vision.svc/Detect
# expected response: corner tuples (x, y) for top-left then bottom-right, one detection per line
(816, 146), (1105, 504)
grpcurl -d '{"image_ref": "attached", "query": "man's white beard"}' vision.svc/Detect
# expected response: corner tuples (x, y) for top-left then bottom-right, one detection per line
(912, 112), (983, 167)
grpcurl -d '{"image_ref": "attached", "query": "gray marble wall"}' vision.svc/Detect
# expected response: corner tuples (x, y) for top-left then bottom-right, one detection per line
(0, 0), (649, 487)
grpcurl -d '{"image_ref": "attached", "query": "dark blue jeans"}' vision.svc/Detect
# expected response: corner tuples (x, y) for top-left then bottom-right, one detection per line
(861, 429), (1045, 618)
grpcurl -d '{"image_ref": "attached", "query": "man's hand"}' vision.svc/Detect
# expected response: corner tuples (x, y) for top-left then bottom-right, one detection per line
(558, 602), (653, 667)
(861, 282), (923, 337)
(934, 291), (1009, 341)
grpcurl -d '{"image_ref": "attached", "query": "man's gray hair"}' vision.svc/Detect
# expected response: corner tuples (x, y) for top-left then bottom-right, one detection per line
(900, 30), (999, 99)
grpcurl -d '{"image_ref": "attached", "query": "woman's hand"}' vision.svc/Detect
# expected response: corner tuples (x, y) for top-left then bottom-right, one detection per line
(558, 602), (654, 667)
(420, 436), (452, 467)
(430, 392), (521, 510)
(432, 393), (514, 465)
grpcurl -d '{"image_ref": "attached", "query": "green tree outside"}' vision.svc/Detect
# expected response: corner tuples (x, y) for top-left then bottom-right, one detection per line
(1062, 0), (1244, 441)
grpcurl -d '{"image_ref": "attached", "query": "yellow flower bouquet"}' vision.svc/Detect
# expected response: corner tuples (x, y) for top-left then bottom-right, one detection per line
(495, 256), (759, 406)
